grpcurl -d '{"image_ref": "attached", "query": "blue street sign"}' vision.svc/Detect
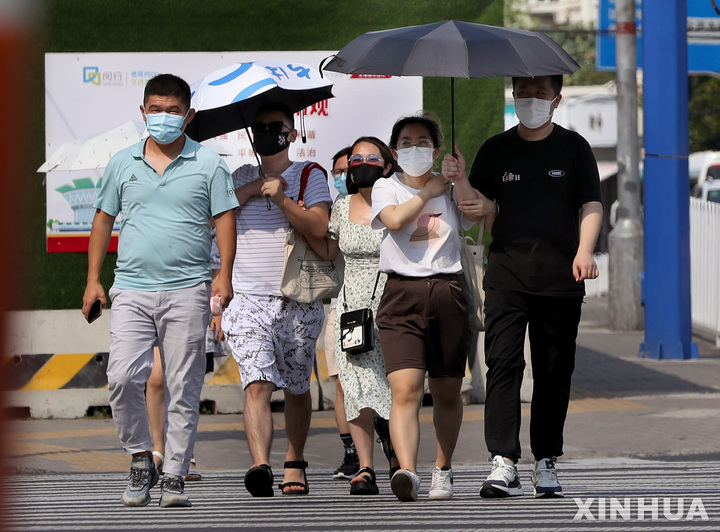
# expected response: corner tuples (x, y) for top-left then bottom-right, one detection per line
(597, 0), (720, 73)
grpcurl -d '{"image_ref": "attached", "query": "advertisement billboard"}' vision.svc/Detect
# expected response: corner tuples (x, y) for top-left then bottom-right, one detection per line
(43, 51), (423, 251)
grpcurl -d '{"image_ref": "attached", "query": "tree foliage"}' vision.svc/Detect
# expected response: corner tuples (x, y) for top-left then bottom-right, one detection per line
(689, 76), (720, 152)
(504, 1), (614, 86)
(544, 26), (615, 87)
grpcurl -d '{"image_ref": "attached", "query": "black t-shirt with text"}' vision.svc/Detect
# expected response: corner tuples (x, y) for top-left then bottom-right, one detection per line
(468, 124), (601, 296)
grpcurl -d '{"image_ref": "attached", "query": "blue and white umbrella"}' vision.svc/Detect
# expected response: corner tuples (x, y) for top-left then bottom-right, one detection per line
(186, 61), (334, 142)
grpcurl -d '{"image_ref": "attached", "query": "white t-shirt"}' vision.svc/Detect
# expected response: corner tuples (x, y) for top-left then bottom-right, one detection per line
(371, 173), (473, 277)
(231, 161), (331, 296)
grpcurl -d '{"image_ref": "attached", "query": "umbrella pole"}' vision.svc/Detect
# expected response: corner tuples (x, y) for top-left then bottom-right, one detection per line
(451, 77), (456, 157)
(245, 127), (272, 211)
(238, 106), (272, 210)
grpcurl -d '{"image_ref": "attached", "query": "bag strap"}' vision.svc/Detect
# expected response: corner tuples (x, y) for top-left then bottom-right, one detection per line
(288, 162), (328, 234)
(343, 271), (381, 312)
(297, 162), (327, 203)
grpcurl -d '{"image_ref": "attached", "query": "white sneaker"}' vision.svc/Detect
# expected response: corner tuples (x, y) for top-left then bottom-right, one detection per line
(390, 469), (420, 502)
(428, 467), (453, 500)
(532, 457), (563, 498)
(480, 455), (524, 498)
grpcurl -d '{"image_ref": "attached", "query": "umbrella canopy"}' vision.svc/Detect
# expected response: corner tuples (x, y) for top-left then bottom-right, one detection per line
(186, 61), (334, 142)
(323, 20), (580, 79)
(37, 121), (233, 173)
(323, 20), (580, 149)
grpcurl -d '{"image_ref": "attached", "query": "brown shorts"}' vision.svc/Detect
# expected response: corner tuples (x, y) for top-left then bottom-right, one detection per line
(376, 273), (471, 378)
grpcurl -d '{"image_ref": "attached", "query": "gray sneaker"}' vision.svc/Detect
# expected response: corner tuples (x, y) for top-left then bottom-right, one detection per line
(121, 455), (159, 507)
(159, 474), (192, 507)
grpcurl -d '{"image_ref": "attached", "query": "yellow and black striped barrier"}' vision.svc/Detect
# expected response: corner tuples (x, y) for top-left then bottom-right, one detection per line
(4, 308), (482, 418)
(3, 309), (336, 418)
(6, 353), (109, 391)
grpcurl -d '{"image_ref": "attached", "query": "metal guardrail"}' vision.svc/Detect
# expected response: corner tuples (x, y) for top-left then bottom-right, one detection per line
(591, 199), (720, 345)
(585, 198), (719, 346)
(690, 197), (720, 346)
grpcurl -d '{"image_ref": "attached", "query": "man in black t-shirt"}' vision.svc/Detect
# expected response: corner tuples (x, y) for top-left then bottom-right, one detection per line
(442, 75), (602, 499)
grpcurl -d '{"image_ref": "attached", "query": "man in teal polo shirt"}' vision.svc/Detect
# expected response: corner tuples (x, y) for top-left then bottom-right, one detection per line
(82, 73), (239, 508)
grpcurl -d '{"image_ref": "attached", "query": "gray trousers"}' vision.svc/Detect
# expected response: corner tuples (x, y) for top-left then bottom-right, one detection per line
(107, 282), (210, 477)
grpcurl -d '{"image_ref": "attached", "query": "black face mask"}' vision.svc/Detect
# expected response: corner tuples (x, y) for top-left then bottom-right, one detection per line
(253, 131), (290, 156)
(349, 164), (385, 189)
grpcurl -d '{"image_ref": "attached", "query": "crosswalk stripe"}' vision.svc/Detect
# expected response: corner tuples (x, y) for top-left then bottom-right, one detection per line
(7, 461), (719, 530)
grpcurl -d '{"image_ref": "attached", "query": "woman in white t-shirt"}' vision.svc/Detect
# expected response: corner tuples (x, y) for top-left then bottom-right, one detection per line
(370, 113), (479, 502)
(303, 136), (400, 496)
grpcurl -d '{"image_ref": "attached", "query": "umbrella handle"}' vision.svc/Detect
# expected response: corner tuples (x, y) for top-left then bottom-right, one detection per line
(258, 166), (272, 210)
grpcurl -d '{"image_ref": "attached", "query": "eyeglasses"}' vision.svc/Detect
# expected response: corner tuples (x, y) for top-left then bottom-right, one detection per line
(331, 169), (346, 177)
(250, 121), (291, 134)
(348, 154), (384, 167)
(396, 139), (433, 150)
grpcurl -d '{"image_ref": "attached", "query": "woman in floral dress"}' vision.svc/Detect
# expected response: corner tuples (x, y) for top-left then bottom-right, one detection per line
(305, 136), (398, 495)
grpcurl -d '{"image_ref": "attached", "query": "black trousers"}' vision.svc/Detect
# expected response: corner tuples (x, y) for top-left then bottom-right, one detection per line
(483, 286), (583, 462)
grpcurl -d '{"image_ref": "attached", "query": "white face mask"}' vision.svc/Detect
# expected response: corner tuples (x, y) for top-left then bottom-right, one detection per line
(514, 96), (557, 129)
(396, 146), (435, 177)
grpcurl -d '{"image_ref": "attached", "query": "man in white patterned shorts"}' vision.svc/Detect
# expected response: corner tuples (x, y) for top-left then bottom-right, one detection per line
(222, 102), (331, 497)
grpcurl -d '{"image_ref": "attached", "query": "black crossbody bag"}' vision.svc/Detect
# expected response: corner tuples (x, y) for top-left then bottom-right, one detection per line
(339, 272), (381, 355)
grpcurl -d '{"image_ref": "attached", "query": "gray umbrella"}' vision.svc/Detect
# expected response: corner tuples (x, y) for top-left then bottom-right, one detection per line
(322, 20), (580, 148)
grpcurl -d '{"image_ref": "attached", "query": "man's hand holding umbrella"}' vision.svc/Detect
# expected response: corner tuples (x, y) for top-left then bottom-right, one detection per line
(442, 145), (494, 224)
(260, 173), (289, 208)
(234, 172), (287, 207)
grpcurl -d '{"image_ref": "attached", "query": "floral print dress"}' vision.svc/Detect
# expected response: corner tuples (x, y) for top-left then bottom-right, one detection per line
(327, 195), (390, 421)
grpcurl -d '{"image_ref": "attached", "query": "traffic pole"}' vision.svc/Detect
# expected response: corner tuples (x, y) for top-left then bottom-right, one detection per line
(640, 0), (698, 359)
(609, 0), (644, 331)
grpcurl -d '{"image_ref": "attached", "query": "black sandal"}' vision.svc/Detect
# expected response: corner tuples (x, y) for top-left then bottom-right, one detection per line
(244, 464), (274, 497)
(278, 460), (309, 495)
(350, 466), (379, 495)
(374, 417), (400, 479)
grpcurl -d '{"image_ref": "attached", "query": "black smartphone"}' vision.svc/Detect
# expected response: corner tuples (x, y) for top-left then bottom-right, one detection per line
(87, 299), (102, 323)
